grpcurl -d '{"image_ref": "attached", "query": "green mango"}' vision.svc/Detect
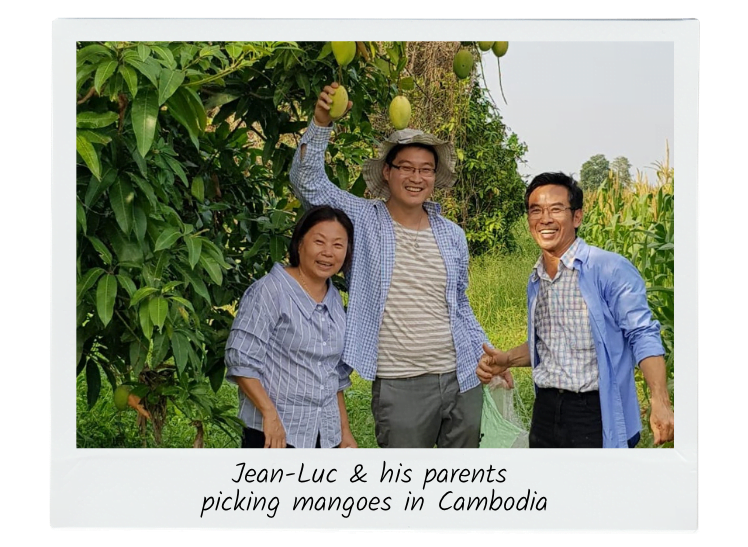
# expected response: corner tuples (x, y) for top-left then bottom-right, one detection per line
(492, 41), (509, 57)
(389, 95), (411, 130)
(453, 49), (474, 80)
(331, 41), (356, 66)
(477, 41), (495, 51)
(329, 85), (349, 120)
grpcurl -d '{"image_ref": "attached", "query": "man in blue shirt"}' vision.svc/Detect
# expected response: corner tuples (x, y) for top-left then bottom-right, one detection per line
(290, 83), (511, 448)
(477, 172), (674, 448)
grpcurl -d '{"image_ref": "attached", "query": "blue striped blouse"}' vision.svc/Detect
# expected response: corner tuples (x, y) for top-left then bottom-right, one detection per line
(225, 263), (352, 448)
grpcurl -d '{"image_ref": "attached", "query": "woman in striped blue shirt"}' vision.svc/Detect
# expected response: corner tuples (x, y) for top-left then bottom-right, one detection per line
(225, 206), (357, 448)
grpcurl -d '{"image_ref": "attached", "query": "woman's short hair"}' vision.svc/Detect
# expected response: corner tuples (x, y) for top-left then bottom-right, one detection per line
(288, 205), (354, 273)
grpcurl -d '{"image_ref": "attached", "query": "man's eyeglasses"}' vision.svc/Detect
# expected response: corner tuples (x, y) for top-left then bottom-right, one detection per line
(389, 164), (436, 177)
(527, 205), (574, 219)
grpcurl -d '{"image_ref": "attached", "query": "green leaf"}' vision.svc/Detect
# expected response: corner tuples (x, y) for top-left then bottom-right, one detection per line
(77, 130), (112, 145)
(186, 272), (211, 304)
(96, 274), (118, 327)
(133, 204), (147, 242)
(77, 44), (113, 65)
(269, 235), (286, 263)
(87, 236), (113, 265)
(154, 226), (182, 252)
(137, 43), (151, 62)
(125, 57), (160, 88)
(157, 68), (185, 105)
(185, 235), (202, 269)
(151, 45), (176, 67)
(76, 134), (101, 181)
(244, 234), (269, 259)
(131, 87), (159, 157)
(85, 168), (116, 208)
(151, 333), (170, 367)
(225, 43), (242, 60)
(130, 340), (149, 376)
(182, 86), (207, 132)
(399, 76), (415, 91)
(116, 274), (137, 299)
(317, 42), (332, 60)
(77, 199), (87, 233)
(163, 154), (188, 187)
(109, 178), (135, 234)
(85, 360), (102, 409)
(94, 60), (118, 94)
(199, 255), (223, 286)
(191, 176), (204, 202)
(119, 64), (138, 98)
(77, 268), (105, 304)
(171, 332), (190, 374)
(130, 287), (159, 307)
(203, 92), (239, 110)
(149, 296), (169, 331)
(76, 111), (120, 129)
(139, 302), (154, 339)
(169, 296), (195, 312)
(166, 87), (200, 149)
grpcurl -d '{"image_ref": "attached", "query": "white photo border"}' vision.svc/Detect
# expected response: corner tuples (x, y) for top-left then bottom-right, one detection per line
(53, 18), (697, 529)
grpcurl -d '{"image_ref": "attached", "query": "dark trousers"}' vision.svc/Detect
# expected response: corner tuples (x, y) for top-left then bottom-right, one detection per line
(241, 427), (321, 448)
(529, 388), (603, 448)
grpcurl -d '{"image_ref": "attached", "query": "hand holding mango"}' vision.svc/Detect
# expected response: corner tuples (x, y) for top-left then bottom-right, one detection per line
(313, 82), (352, 127)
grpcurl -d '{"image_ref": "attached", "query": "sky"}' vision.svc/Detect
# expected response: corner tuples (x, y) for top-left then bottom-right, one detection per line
(480, 41), (674, 183)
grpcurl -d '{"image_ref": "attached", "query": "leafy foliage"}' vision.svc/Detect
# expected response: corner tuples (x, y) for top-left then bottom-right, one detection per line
(75, 40), (403, 446)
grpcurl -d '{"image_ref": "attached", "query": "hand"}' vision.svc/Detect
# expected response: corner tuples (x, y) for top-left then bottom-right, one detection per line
(313, 82), (352, 127)
(476, 343), (510, 384)
(338, 428), (358, 448)
(262, 411), (287, 448)
(649, 398), (674, 445)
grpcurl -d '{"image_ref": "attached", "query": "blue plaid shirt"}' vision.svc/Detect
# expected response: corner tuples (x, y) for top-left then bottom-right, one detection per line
(527, 238), (665, 447)
(289, 121), (487, 392)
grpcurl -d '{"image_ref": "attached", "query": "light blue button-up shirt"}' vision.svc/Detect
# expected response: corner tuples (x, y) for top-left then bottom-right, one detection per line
(225, 263), (351, 448)
(289, 121), (488, 392)
(527, 238), (665, 448)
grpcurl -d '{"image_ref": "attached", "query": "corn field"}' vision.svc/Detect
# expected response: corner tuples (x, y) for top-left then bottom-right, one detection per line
(578, 155), (675, 418)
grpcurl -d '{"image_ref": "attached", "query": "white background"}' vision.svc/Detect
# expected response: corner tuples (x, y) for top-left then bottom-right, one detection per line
(3, 1), (743, 545)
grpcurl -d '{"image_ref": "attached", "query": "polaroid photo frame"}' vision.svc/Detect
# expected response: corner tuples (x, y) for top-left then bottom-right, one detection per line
(53, 18), (697, 529)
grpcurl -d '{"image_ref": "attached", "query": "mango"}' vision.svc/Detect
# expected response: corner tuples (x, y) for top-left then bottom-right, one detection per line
(453, 49), (474, 80)
(113, 385), (131, 411)
(329, 85), (349, 120)
(492, 41), (509, 57)
(331, 41), (356, 67)
(389, 95), (411, 130)
(477, 41), (494, 51)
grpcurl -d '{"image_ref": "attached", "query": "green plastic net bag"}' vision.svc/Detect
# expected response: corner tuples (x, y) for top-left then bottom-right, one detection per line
(479, 379), (529, 448)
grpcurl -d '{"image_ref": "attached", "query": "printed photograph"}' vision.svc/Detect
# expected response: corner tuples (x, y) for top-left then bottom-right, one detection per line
(75, 40), (675, 450)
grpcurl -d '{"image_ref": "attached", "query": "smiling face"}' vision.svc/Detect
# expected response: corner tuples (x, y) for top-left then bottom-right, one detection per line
(297, 219), (349, 283)
(527, 184), (583, 258)
(382, 146), (437, 209)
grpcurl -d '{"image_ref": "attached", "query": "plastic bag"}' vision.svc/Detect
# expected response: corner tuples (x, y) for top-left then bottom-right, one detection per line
(479, 377), (529, 448)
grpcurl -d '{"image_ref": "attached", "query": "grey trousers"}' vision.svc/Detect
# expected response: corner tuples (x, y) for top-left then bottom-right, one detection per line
(371, 372), (482, 448)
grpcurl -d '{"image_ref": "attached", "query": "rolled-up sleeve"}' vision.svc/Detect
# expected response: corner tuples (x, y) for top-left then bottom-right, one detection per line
(605, 257), (665, 365)
(336, 360), (353, 392)
(225, 282), (276, 383)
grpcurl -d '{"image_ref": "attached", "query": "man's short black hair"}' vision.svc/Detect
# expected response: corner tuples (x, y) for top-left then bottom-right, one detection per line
(384, 143), (438, 168)
(288, 205), (354, 273)
(524, 172), (584, 212)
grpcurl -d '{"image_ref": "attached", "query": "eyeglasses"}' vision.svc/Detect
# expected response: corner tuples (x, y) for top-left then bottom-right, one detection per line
(389, 164), (436, 177)
(527, 205), (574, 219)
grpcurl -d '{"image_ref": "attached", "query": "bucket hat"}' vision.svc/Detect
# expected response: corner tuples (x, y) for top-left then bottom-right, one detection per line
(362, 129), (457, 199)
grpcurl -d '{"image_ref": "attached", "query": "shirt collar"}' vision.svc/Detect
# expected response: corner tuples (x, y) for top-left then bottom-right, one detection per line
(531, 237), (583, 281)
(375, 199), (442, 215)
(270, 263), (334, 320)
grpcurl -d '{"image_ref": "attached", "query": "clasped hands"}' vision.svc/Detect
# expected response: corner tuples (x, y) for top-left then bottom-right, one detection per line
(477, 343), (514, 389)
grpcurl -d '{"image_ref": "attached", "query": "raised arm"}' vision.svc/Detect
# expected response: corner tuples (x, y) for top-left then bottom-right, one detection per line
(289, 83), (366, 218)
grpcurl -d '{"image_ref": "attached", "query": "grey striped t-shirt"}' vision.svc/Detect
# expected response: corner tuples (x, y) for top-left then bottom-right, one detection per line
(376, 221), (457, 378)
(225, 263), (352, 448)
